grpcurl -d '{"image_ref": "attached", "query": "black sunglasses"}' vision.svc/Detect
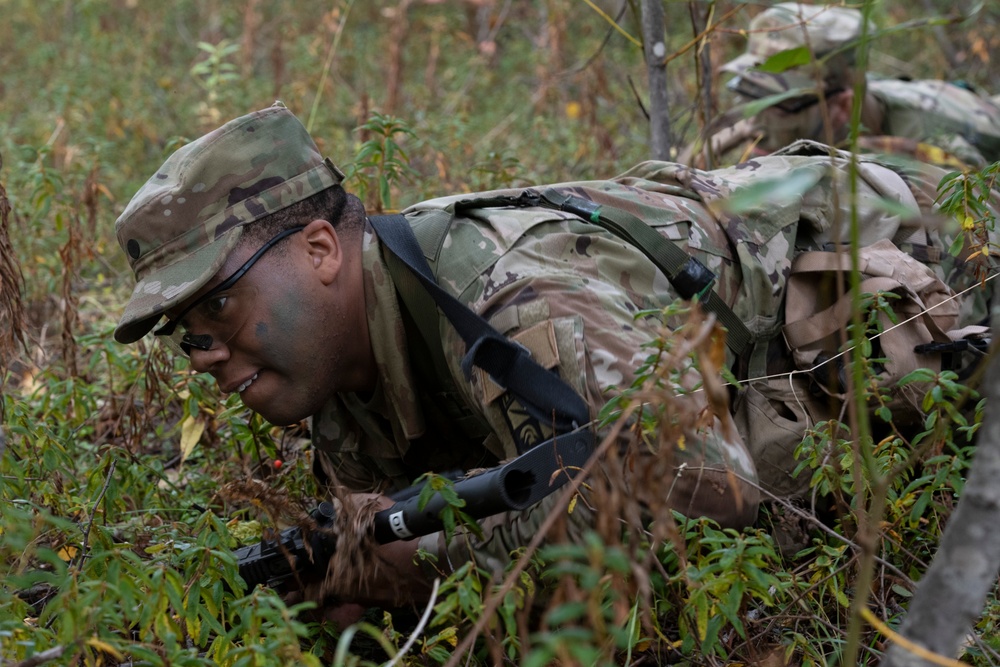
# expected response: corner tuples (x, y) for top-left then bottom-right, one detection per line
(154, 225), (305, 354)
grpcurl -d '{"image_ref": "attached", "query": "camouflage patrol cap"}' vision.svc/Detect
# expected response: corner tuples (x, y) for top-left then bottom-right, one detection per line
(114, 102), (344, 344)
(723, 3), (870, 98)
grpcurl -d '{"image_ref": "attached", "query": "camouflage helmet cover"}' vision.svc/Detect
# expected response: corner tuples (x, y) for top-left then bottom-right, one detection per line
(723, 3), (871, 98)
(114, 103), (344, 344)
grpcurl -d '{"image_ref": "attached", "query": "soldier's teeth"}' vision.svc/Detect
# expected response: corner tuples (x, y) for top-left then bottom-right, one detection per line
(238, 373), (259, 393)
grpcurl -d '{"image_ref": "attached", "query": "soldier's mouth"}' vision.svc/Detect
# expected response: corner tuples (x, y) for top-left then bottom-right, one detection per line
(237, 373), (259, 393)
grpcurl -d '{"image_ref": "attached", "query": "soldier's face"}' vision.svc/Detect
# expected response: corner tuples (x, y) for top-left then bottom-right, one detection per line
(154, 227), (304, 356)
(754, 90), (854, 152)
(170, 220), (371, 425)
(755, 104), (828, 151)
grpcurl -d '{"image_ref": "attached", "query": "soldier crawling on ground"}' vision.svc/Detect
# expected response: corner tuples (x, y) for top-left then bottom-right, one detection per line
(683, 3), (1000, 170)
(113, 103), (992, 625)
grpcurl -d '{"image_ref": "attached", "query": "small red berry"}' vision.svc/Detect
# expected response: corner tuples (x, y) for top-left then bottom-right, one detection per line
(273, 459), (283, 469)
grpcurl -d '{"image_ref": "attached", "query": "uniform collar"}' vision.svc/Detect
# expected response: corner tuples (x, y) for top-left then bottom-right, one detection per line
(358, 220), (426, 442)
(309, 219), (426, 458)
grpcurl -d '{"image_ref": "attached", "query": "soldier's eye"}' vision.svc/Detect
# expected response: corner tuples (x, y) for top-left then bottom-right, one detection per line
(201, 295), (229, 320)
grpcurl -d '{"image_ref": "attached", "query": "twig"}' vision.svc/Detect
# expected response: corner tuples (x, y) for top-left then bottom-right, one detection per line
(751, 476), (913, 583)
(76, 457), (118, 566)
(863, 607), (967, 667)
(662, 5), (743, 67)
(305, 0), (356, 134)
(580, 0), (641, 47)
(443, 416), (627, 667)
(11, 645), (67, 667)
(568, 0), (628, 74)
(384, 577), (440, 667)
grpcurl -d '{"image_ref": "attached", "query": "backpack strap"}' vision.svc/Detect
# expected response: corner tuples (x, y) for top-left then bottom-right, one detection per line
(422, 188), (754, 356)
(533, 188), (753, 356)
(368, 214), (592, 445)
(379, 238), (493, 442)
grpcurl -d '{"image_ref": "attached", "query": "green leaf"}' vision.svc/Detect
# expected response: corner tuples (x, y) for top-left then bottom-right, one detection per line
(523, 647), (557, 667)
(441, 506), (457, 541)
(948, 232), (967, 257)
(722, 167), (824, 213)
(694, 594), (709, 640)
(869, 195), (919, 219)
(545, 601), (588, 625)
(891, 583), (913, 597)
(740, 87), (819, 117)
(438, 485), (464, 506)
(835, 588), (850, 608)
(756, 46), (813, 73)
(898, 367), (937, 386)
(457, 510), (484, 540)
(379, 177), (391, 208)
(909, 491), (932, 525)
(417, 482), (436, 510)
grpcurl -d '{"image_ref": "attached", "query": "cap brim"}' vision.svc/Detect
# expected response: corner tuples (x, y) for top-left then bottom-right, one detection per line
(740, 67), (818, 96)
(114, 227), (243, 344)
(721, 52), (759, 75)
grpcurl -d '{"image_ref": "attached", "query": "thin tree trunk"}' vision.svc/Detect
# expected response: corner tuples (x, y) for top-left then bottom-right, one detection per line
(688, 1), (715, 168)
(534, 0), (566, 114)
(385, 0), (414, 115)
(640, 0), (671, 160)
(0, 152), (27, 415)
(240, 0), (262, 78)
(917, 0), (960, 71)
(882, 334), (1000, 666)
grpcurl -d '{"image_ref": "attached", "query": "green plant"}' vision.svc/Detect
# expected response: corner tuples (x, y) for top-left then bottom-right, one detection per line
(3, 3), (1000, 665)
(191, 40), (241, 128)
(345, 113), (417, 212)
(936, 162), (1000, 264)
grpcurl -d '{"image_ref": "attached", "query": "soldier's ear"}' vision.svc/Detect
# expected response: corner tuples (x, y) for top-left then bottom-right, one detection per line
(301, 218), (343, 284)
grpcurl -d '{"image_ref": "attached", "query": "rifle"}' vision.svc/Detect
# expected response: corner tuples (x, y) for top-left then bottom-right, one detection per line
(234, 428), (592, 591)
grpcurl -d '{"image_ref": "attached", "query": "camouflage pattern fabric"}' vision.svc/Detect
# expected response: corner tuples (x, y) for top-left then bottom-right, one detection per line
(691, 75), (1000, 172)
(312, 178), (761, 576)
(112, 104), (993, 577)
(866, 78), (1000, 168)
(113, 103), (345, 344)
(770, 139), (997, 328)
(311, 148), (985, 571)
(722, 3), (870, 98)
(856, 136), (975, 172)
(713, 3), (1000, 169)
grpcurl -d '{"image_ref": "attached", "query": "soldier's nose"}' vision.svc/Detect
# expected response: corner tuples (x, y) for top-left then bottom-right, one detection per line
(188, 342), (231, 374)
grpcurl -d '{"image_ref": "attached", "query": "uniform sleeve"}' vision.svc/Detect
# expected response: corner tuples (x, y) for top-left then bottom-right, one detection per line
(926, 133), (988, 169)
(310, 397), (416, 494)
(419, 263), (760, 579)
(314, 448), (383, 492)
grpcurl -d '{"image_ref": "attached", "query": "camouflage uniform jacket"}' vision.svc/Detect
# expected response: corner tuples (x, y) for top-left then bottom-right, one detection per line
(866, 78), (1000, 168)
(309, 152), (956, 575)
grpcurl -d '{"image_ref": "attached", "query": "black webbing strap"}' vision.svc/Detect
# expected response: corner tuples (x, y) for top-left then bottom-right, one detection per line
(535, 188), (753, 356)
(381, 243), (493, 442)
(368, 214), (592, 443)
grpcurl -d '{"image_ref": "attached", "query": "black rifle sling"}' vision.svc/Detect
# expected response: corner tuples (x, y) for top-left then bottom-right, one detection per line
(382, 248), (493, 444)
(368, 214), (591, 444)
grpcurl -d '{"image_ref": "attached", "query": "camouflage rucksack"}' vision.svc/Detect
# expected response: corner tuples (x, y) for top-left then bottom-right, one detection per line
(388, 151), (981, 499)
(622, 151), (985, 497)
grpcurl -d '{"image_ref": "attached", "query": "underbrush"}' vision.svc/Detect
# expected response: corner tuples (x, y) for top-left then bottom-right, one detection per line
(3, 2), (1000, 665)
(2, 296), (996, 665)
